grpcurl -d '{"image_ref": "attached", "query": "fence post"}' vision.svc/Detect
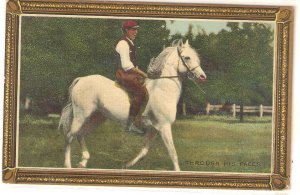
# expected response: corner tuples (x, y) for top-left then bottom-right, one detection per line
(25, 97), (32, 110)
(182, 101), (187, 116)
(232, 104), (236, 118)
(260, 104), (263, 118)
(206, 103), (210, 115)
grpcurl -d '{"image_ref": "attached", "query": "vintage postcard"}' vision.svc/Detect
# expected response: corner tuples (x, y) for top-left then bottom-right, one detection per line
(3, 0), (293, 190)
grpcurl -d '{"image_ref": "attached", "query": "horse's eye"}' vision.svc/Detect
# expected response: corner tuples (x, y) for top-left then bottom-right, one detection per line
(184, 56), (191, 61)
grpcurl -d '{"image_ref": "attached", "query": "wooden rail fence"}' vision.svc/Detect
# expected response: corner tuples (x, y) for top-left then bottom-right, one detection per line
(206, 103), (272, 117)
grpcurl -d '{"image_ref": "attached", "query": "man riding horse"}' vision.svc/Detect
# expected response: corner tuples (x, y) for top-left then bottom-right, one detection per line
(61, 30), (207, 169)
(115, 20), (148, 133)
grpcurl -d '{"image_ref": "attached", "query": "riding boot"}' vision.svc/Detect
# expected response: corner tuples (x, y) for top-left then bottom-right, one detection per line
(125, 116), (144, 134)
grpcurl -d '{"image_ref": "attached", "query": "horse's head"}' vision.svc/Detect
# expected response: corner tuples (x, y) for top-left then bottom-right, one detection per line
(175, 39), (207, 83)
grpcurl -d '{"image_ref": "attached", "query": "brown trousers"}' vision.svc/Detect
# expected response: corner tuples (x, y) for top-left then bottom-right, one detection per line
(115, 68), (148, 118)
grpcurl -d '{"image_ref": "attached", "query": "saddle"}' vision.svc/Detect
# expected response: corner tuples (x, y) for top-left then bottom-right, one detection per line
(114, 80), (148, 100)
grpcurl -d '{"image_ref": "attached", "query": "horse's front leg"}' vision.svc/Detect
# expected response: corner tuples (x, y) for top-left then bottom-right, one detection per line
(159, 124), (180, 171)
(125, 128), (158, 169)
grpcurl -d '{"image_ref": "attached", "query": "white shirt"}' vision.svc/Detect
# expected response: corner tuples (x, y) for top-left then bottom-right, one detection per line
(115, 38), (135, 71)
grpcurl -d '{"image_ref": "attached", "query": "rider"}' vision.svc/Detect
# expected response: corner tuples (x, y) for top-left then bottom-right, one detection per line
(115, 20), (148, 133)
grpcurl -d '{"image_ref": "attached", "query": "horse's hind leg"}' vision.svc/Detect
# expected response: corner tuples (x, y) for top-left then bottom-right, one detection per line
(64, 117), (85, 168)
(77, 112), (106, 168)
(64, 132), (74, 168)
(125, 128), (158, 169)
(77, 135), (90, 168)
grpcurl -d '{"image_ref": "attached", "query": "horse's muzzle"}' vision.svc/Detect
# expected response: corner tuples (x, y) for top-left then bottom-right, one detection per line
(197, 75), (207, 83)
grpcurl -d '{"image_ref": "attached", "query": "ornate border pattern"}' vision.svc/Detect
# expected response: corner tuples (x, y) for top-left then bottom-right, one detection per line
(277, 23), (289, 177)
(12, 0), (279, 20)
(14, 169), (271, 189)
(271, 9), (292, 189)
(3, 0), (293, 190)
(3, 12), (18, 170)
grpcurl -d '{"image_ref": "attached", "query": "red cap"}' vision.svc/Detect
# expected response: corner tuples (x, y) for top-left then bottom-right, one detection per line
(122, 20), (139, 30)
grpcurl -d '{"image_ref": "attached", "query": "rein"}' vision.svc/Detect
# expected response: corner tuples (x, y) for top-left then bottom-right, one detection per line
(148, 75), (180, 79)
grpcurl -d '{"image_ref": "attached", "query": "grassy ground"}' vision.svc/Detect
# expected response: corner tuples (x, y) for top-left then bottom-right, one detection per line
(18, 115), (272, 173)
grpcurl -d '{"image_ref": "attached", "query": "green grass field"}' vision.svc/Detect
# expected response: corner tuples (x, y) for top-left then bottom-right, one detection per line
(18, 115), (272, 173)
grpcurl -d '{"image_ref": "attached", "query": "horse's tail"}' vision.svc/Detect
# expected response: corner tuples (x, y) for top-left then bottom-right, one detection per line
(67, 77), (81, 103)
(58, 77), (81, 135)
(58, 103), (73, 135)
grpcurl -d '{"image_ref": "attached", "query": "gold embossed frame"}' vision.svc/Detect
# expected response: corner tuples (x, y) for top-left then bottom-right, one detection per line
(3, 0), (293, 190)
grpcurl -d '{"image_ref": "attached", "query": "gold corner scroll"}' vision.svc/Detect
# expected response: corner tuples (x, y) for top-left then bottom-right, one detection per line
(2, 167), (18, 183)
(7, 0), (22, 15)
(276, 8), (293, 23)
(270, 174), (290, 190)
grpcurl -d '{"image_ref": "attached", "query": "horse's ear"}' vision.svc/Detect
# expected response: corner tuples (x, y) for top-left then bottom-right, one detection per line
(185, 40), (190, 47)
(172, 39), (183, 47)
(177, 39), (184, 52)
(178, 39), (183, 47)
(171, 39), (177, 47)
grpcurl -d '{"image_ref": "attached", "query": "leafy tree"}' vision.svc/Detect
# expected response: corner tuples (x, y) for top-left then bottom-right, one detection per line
(173, 22), (274, 121)
(135, 20), (170, 71)
(20, 17), (169, 115)
(20, 17), (273, 120)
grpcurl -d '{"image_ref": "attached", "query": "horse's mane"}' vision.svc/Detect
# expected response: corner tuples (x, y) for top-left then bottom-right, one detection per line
(147, 47), (176, 78)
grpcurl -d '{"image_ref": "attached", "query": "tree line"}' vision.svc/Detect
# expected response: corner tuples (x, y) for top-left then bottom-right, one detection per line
(20, 17), (274, 119)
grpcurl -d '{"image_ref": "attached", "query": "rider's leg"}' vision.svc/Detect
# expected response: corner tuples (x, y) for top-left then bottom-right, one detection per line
(115, 68), (148, 133)
(126, 79), (148, 133)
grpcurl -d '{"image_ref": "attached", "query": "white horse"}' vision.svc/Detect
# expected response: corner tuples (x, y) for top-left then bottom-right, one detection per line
(59, 40), (206, 171)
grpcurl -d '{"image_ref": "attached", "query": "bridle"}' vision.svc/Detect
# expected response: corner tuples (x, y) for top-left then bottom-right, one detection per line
(147, 47), (207, 95)
(148, 47), (200, 80)
(177, 47), (201, 80)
